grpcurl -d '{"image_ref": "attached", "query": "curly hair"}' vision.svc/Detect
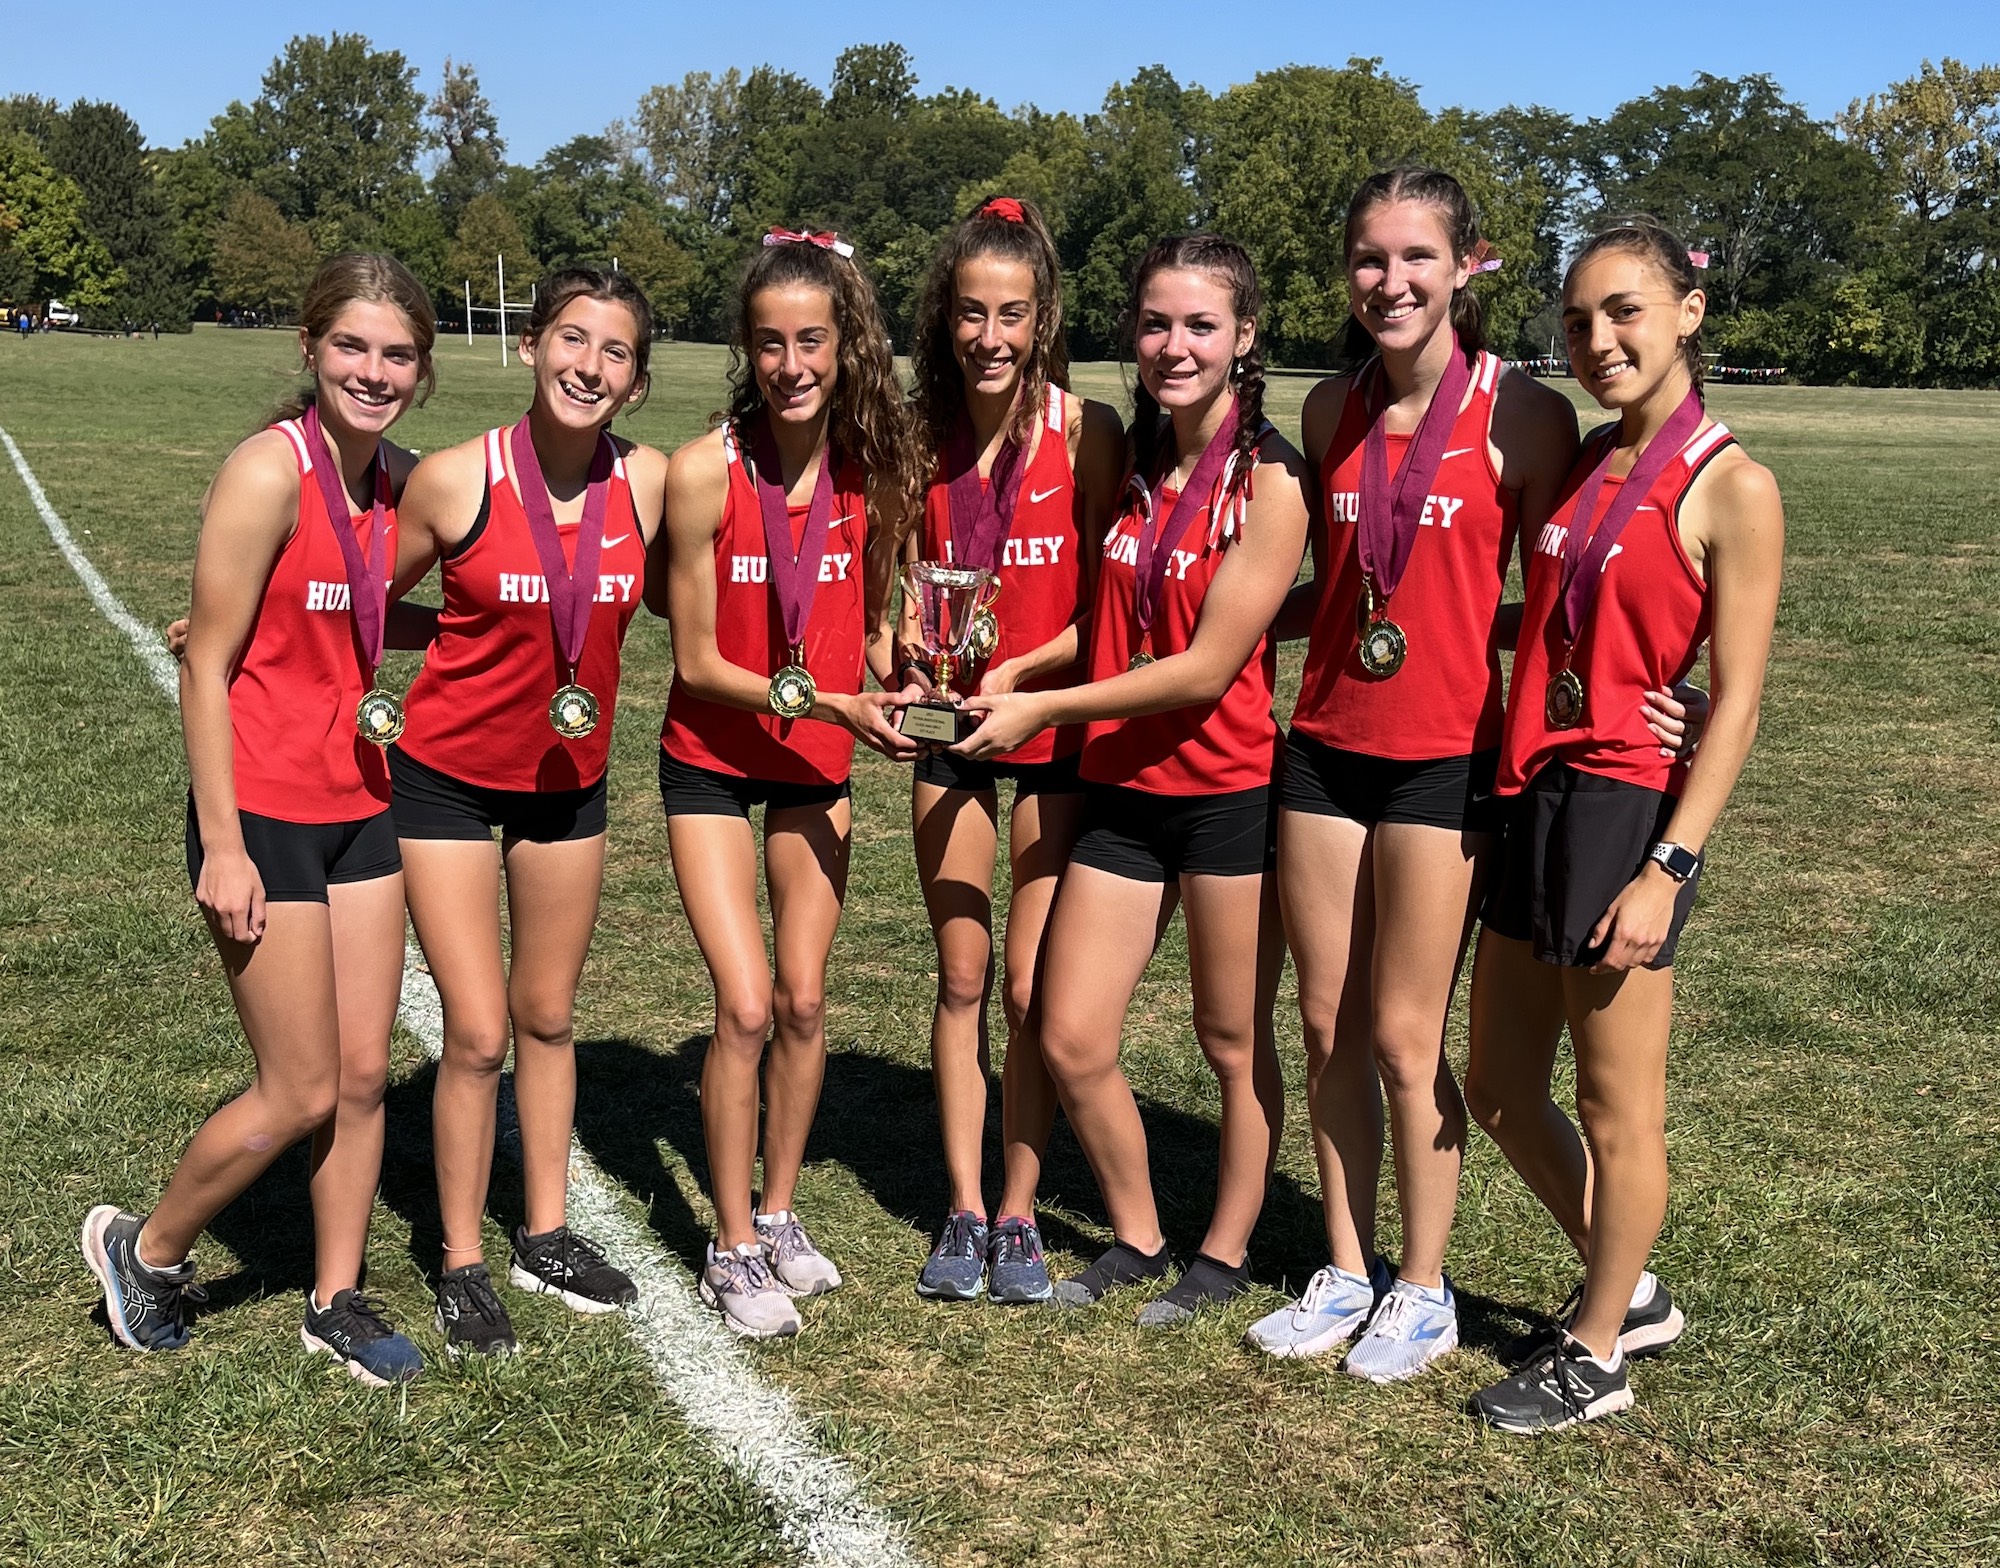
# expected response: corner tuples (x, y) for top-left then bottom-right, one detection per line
(1566, 214), (1707, 397)
(274, 252), (436, 425)
(908, 197), (1069, 464)
(1125, 233), (1266, 502)
(720, 238), (925, 532)
(1334, 165), (1488, 372)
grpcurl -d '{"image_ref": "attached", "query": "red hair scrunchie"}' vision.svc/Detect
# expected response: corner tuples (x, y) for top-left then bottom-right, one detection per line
(980, 197), (1026, 224)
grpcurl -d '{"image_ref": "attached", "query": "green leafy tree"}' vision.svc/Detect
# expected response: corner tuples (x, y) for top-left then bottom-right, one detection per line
(449, 192), (539, 304)
(45, 100), (190, 327)
(211, 188), (314, 313)
(1443, 104), (1580, 355)
(0, 131), (124, 308)
(633, 68), (742, 226)
(153, 141), (235, 307)
(427, 58), (505, 228)
(612, 210), (698, 334)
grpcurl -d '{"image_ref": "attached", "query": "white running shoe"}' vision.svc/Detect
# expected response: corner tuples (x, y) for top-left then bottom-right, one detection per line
(1343, 1277), (1459, 1382)
(1244, 1257), (1391, 1359)
(699, 1242), (800, 1339)
(754, 1210), (843, 1297)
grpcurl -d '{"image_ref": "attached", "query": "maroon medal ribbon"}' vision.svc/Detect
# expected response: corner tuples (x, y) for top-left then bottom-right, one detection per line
(944, 408), (1027, 573)
(1133, 402), (1239, 635)
(509, 417), (616, 678)
(1355, 338), (1473, 604)
(301, 404), (390, 672)
(749, 416), (837, 655)
(1556, 389), (1705, 645)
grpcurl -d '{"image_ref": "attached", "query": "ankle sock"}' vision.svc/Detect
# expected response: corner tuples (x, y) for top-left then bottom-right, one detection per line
(1073, 1238), (1172, 1300)
(1158, 1251), (1251, 1311)
(1629, 1270), (1658, 1310)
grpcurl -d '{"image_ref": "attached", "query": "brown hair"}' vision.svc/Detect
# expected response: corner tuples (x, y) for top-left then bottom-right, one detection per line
(1125, 233), (1266, 497)
(909, 197), (1069, 462)
(721, 237), (924, 528)
(1566, 215), (1706, 395)
(276, 252), (437, 423)
(520, 264), (656, 410)
(1335, 166), (1487, 370)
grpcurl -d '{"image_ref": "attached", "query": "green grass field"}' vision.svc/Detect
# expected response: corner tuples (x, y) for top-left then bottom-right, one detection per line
(2, 326), (1997, 1567)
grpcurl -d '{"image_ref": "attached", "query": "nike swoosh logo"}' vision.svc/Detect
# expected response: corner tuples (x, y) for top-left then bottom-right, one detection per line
(1411, 1321), (1452, 1342)
(600, 533), (631, 548)
(1442, 448), (1476, 460)
(830, 513), (856, 526)
(1028, 486), (1063, 504)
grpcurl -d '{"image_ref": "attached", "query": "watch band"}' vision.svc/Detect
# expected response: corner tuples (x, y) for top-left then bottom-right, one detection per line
(1648, 841), (1701, 882)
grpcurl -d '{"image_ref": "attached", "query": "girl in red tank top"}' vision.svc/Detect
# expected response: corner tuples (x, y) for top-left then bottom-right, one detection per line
(1253, 170), (1588, 1378)
(388, 269), (669, 1355)
(85, 257), (435, 1380)
(958, 236), (1310, 1322)
(1464, 220), (1784, 1433)
(897, 199), (1126, 1301)
(654, 231), (924, 1338)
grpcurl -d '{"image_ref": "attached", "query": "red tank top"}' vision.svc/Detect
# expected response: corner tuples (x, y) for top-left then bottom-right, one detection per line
(1499, 420), (1736, 796)
(919, 386), (1085, 765)
(1079, 460), (1279, 797)
(1293, 350), (1517, 760)
(660, 429), (869, 785)
(229, 420), (397, 822)
(399, 426), (646, 792)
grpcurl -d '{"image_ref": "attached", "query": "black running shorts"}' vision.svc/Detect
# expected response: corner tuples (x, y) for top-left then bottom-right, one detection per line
(1481, 760), (1700, 969)
(184, 796), (401, 904)
(1280, 729), (1501, 834)
(657, 747), (849, 819)
(914, 747), (1083, 797)
(1068, 782), (1276, 883)
(388, 745), (607, 843)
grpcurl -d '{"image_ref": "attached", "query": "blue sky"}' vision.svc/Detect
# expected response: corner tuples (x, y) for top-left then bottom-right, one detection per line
(6, 1), (1997, 159)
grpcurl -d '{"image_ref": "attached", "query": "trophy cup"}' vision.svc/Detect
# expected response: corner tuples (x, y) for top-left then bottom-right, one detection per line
(896, 562), (1001, 744)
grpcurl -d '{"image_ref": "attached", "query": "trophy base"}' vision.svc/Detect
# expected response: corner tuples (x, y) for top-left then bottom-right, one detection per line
(897, 700), (976, 744)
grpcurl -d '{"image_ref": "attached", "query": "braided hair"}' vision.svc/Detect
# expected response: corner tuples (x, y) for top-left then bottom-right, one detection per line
(1125, 233), (1266, 506)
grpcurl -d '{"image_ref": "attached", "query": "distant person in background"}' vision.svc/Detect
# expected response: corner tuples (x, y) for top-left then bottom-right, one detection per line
(956, 235), (1310, 1326)
(1464, 217), (1784, 1432)
(899, 197), (1124, 1305)
(81, 254), (437, 1386)
(652, 230), (922, 1339)
(388, 266), (668, 1358)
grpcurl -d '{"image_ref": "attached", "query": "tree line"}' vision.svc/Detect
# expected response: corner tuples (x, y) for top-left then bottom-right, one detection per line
(3, 38), (1997, 384)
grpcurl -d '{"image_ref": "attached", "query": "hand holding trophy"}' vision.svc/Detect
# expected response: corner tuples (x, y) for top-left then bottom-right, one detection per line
(896, 562), (1001, 744)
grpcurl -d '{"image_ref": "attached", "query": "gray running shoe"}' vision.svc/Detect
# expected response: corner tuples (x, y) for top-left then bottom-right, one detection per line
(986, 1216), (1054, 1305)
(1244, 1256), (1391, 1359)
(701, 1242), (800, 1339)
(916, 1210), (988, 1300)
(302, 1289), (423, 1386)
(754, 1210), (842, 1297)
(435, 1262), (517, 1357)
(1343, 1277), (1459, 1383)
(80, 1206), (205, 1352)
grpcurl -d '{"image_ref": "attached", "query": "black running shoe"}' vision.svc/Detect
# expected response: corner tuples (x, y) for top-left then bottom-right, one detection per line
(435, 1262), (517, 1356)
(1470, 1336), (1634, 1434)
(1050, 1238), (1172, 1307)
(510, 1224), (636, 1313)
(301, 1289), (424, 1387)
(1508, 1275), (1687, 1365)
(80, 1206), (205, 1351)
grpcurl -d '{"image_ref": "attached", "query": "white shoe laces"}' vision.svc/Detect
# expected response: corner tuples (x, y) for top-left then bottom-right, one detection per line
(1293, 1266), (1364, 1323)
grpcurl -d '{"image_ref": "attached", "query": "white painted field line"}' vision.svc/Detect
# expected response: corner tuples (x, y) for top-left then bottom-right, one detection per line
(4, 427), (920, 1568)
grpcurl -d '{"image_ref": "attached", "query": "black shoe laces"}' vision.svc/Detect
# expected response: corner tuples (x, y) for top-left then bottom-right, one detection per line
(1537, 1338), (1592, 1422)
(558, 1229), (612, 1272)
(453, 1268), (506, 1325)
(935, 1212), (982, 1260)
(992, 1221), (1041, 1268)
(333, 1291), (396, 1341)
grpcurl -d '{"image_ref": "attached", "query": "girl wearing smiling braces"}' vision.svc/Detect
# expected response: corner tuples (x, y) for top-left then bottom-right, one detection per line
(654, 231), (925, 1339)
(899, 197), (1126, 1304)
(390, 266), (669, 1356)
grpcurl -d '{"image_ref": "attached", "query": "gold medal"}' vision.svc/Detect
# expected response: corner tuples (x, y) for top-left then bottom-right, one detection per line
(1357, 618), (1408, 679)
(1355, 575), (1377, 642)
(768, 650), (816, 720)
(1128, 644), (1156, 672)
(355, 688), (405, 746)
(967, 607), (1000, 662)
(549, 683), (600, 739)
(1545, 667), (1585, 730)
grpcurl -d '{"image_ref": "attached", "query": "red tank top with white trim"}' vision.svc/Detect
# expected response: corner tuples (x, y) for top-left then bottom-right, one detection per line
(399, 427), (645, 792)
(227, 419), (396, 823)
(1079, 466), (1279, 797)
(1499, 420), (1736, 796)
(1293, 350), (1517, 760)
(919, 387), (1085, 765)
(660, 431), (869, 785)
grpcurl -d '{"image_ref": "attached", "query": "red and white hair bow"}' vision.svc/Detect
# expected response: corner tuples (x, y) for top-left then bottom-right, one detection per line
(1468, 239), (1503, 275)
(764, 227), (855, 259)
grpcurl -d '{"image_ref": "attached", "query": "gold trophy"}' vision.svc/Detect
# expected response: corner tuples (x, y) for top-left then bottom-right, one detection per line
(896, 562), (1001, 744)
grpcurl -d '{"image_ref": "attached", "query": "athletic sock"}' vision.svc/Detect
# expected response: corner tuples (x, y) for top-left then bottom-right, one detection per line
(1397, 1276), (1451, 1306)
(1629, 1271), (1658, 1310)
(1071, 1238), (1172, 1301)
(1155, 1251), (1252, 1313)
